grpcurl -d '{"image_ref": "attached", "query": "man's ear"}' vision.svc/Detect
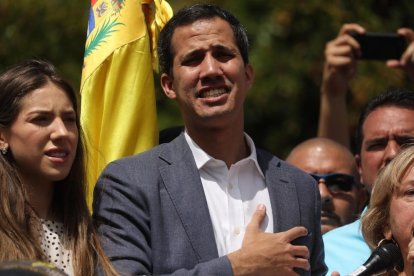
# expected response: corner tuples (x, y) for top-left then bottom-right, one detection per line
(245, 64), (254, 90)
(160, 73), (176, 99)
(355, 154), (363, 184)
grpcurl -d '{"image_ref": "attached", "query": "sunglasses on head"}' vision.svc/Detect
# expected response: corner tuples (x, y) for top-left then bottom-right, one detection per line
(309, 173), (356, 192)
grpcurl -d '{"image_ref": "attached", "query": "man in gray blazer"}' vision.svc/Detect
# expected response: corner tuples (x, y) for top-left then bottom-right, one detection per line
(93, 4), (326, 276)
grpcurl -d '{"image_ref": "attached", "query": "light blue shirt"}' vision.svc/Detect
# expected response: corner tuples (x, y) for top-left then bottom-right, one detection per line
(323, 217), (371, 275)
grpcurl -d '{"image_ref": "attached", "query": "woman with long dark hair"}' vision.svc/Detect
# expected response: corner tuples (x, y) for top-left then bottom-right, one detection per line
(0, 59), (117, 275)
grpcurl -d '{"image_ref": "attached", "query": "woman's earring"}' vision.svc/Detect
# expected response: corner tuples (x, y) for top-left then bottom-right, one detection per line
(377, 237), (398, 247)
(377, 237), (404, 273)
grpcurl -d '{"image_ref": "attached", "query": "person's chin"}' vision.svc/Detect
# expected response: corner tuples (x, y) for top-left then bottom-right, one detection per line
(321, 224), (338, 234)
(321, 216), (341, 234)
(44, 168), (72, 182)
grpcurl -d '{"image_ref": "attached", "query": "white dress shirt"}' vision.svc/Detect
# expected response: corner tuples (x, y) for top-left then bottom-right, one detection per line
(184, 131), (273, 257)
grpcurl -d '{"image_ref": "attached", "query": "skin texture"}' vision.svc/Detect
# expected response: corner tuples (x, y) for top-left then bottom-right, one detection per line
(356, 107), (414, 193)
(161, 18), (253, 130)
(160, 17), (254, 167)
(159, 17), (313, 276)
(0, 81), (78, 218)
(287, 138), (366, 234)
(384, 165), (414, 276)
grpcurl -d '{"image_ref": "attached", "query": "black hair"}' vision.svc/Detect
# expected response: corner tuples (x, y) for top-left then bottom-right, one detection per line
(354, 88), (414, 153)
(157, 3), (250, 76)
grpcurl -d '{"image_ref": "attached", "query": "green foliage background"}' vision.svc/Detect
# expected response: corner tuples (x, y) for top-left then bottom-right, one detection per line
(1, 0), (413, 157)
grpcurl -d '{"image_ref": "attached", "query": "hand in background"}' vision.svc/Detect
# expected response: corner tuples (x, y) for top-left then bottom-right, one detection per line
(318, 23), (365, 147)
(387, 28), (414, 80)
(322, 23), (365, 97)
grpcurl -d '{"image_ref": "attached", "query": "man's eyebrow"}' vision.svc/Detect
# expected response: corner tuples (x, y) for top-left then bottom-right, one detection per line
(212, 44), (237, 52)
(365, 137), (387, 145)
(395, 134), (414, 137)
(212, 44), (230, 49)
(179, 49), (203, 62)
(178, 44), (238, 63)
(395, 135), (414, 143)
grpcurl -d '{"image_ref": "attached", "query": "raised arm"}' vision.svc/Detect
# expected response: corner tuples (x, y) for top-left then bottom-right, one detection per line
(318, 24), (365, 148)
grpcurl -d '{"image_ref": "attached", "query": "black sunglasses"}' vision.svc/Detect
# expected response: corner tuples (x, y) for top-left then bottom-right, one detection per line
(309, 173), (356, 192)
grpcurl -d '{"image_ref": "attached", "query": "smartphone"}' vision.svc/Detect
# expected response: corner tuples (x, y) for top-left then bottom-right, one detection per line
(350, 32), (407, 60)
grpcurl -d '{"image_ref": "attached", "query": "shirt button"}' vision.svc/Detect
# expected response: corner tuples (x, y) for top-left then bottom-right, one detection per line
(233, 227), (240, 235)
(228, 183), (234, 189)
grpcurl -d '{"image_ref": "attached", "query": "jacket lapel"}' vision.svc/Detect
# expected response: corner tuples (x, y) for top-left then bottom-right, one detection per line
(158, 134), (219, 261)
(257, 150), (300, 232)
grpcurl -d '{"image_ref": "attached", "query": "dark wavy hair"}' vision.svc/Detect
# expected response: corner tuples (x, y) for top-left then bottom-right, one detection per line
(157, 3), (250, 76)
(0, 59), (117, 275)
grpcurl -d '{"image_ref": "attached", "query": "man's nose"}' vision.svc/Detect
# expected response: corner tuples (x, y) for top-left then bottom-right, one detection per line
(319, 181), (334, 208)
(383, 140), (400, 165)
(200, 54), (222, 78)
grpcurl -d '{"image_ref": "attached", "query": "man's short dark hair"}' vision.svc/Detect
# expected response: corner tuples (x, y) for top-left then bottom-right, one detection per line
(354, 88), (414, 153)
(157, 3), (250, 76)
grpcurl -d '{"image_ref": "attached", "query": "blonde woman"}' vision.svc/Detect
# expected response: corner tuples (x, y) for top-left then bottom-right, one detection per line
(361, 146), (414, 275)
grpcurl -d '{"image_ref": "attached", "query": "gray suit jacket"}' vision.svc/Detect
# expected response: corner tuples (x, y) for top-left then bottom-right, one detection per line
(93, 134), (327, 275)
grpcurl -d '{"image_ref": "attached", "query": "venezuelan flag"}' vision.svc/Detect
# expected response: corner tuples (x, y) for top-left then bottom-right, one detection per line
(81, 0), (172, 208)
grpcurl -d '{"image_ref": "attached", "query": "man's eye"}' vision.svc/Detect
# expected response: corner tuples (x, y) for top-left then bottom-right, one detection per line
(397, 137), (414, 147)
(214, 51), (235, 62)
(64, 116), (76, 123)
(366, 142), (386, 151)
(182, 55), (203, 66)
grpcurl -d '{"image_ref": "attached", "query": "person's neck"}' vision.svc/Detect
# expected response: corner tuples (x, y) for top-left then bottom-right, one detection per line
(186, 124), (249, 168)
(21, 175), (55, 220)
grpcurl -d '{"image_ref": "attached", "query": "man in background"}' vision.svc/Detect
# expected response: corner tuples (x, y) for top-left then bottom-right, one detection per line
(316, 23), (414, 275)
(287, 137), (367, 234)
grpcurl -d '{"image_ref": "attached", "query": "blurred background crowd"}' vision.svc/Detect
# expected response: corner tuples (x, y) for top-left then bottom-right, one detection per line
(2, 0), (414, 157)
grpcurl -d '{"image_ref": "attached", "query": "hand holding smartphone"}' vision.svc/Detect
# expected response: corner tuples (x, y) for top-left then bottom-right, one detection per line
(350, 32), (408, 60)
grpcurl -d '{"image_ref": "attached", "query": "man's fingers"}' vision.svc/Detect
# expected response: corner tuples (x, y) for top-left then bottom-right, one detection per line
(400, 43), (414, 65)
(397, 28), (414, 41)
(325, 36), (360, 62)
(283, 247), (310, 271)
(246, 204), (266, 233)
(290, 244), (310, 259)
(283, 226), (308, 242)
(290, 256), (310, 271)
(386, 59), (400, 68)
(339, 23), (365, 36)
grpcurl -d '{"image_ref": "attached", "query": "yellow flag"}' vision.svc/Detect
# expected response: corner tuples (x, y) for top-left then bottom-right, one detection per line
(81, 0), (172, 208)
